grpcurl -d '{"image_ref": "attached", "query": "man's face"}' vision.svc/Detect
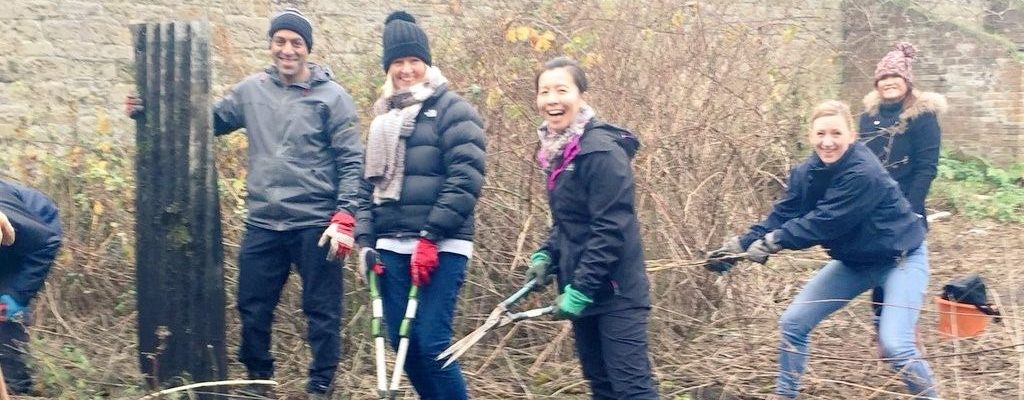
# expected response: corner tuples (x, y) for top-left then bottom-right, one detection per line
(270, 30), (308, 82)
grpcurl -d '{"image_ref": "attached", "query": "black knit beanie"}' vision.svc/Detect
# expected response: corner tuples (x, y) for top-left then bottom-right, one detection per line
(381, 11), (431, 71)
(268, 8), (313, 52)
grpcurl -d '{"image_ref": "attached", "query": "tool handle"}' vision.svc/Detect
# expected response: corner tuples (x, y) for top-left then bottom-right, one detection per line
(508, 305), (557, 322)
(706, 253), (747, 263)
(388, 285), (420, 396)
(499, 278), (539, 308)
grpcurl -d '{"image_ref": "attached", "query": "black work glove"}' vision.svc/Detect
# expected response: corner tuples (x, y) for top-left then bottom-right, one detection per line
(705, 236), (744, 273)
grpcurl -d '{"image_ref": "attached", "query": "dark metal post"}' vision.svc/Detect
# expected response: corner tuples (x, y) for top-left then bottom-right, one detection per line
(132, 21), (226, 396)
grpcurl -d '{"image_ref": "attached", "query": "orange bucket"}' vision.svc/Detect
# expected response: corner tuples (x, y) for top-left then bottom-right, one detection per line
(935, 296), (990, 338)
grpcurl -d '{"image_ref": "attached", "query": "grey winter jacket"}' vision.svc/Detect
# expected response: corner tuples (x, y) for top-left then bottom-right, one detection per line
(213, 63), (364, 231)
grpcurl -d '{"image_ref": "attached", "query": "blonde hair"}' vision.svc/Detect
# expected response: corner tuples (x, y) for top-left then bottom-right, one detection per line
(808, 100), (855, 136)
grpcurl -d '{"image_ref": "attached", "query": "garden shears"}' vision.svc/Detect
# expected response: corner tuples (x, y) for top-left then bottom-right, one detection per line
(436, 278), (556, 368)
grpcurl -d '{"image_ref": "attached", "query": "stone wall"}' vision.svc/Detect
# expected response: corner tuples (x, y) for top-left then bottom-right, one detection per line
(2, 0), (1022, 163)
(840, 0), (1024, 163)
(0, 0), (502, 152)
(987, 0), (1024, 45)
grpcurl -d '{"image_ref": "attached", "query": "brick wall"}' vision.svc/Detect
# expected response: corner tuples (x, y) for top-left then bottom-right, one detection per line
(840, 0), (1024, 163)
(987, 0), (1024, 46)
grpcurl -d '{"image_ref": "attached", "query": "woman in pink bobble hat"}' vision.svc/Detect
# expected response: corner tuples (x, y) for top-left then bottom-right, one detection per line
(860, 42), (947, 363)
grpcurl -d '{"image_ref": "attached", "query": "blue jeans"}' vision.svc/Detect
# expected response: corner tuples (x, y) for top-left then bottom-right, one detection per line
(379, 250), (468, 400)
(776, 243), (937, 399)
(236, 225), (342, 394)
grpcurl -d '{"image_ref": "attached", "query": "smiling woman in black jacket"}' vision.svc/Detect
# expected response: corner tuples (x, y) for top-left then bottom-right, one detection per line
(709, 101), (937, 399)
(354, 11), (485, 400)
(859, 42), (947, 335)
(523, 57), (657, 400)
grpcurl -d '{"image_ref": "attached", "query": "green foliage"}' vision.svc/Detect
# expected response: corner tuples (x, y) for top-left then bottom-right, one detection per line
(33, 341), (142, 399)
(932, 150), (1024, 222)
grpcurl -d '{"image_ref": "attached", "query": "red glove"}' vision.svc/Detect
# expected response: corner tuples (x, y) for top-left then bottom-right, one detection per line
(317, 212), (355, 261)
(410, 238), (439, 286)
(125, 95), (145, 119)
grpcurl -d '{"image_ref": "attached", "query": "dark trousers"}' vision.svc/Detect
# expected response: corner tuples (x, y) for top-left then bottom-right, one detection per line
(572, 307), (658, 400)
(236, 225), (342, 394)
(872, 287), (885, 321)
(379, 250), (468, 400)
(0, 320), (31, 394)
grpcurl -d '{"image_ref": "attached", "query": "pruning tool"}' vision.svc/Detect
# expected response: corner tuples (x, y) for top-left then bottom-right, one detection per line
(364, 249), (421, 400)
(436, 277), (556, 368)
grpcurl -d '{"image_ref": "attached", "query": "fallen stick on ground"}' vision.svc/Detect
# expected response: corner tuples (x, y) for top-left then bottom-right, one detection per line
(137, 379), (277, 399)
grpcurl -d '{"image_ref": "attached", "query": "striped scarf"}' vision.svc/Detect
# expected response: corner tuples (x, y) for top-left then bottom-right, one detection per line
(365, 67), (448, 204)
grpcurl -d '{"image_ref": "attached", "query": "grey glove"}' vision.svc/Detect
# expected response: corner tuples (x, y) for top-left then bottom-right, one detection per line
(746, 231), (782, 264)
(705, 236), (743, 273)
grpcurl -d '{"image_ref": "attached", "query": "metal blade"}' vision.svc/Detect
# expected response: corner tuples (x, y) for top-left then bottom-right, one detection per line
(437, 305), (505, 361)
(439, 326), (492, 368)
(436, 280), (546, 367)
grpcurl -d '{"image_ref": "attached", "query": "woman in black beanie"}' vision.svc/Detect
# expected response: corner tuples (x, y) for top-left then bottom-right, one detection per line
(355, 10), (485, 400)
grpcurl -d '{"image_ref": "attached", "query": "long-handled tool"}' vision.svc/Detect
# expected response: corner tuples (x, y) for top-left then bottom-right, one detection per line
(365, 250), (388, 400)
(363, 250), (422, 400)
(388, 283), (419, 399)
(436, 278), (556, 368)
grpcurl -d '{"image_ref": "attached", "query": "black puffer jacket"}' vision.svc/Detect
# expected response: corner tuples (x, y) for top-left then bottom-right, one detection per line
(355, 85), (486, 244)
(539, 120), (651, 317)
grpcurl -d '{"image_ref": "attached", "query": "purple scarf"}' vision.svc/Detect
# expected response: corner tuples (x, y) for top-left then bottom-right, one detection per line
(536, 105), (595, 190)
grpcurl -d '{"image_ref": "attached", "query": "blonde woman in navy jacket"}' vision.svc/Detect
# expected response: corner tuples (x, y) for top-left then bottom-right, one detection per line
(709, 101), (937, 399)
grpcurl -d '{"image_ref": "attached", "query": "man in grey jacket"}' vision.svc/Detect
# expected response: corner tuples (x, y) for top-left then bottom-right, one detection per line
(129, 8), (362, 399)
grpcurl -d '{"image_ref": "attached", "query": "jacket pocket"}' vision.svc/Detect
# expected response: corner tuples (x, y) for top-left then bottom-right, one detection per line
(280, 103), (328, 159)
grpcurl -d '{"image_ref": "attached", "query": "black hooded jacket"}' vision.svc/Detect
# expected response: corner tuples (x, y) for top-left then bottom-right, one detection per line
(539, 120), (651, 317)
(858, 90), (946, 220)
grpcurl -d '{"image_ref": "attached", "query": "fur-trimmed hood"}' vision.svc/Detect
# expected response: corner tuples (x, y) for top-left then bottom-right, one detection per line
(862, 90), (948, 119)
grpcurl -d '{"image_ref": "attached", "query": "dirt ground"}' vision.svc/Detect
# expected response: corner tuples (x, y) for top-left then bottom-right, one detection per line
(671, 215), (1024, 400)
(11, 214), (1021, 400)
